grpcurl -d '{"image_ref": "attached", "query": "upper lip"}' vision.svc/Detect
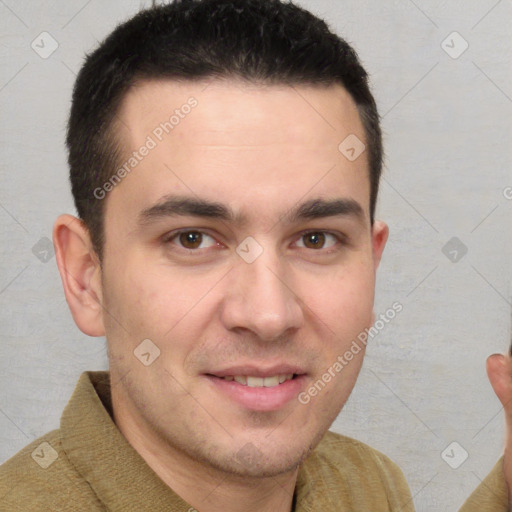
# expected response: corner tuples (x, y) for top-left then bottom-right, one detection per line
(206, 364), (307, 378)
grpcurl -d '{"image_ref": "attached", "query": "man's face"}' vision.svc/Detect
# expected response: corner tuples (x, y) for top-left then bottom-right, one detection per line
(99, 79), (387, 478)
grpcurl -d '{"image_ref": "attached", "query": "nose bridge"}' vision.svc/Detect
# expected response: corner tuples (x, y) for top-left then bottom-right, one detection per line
(221, 243), (303, 340)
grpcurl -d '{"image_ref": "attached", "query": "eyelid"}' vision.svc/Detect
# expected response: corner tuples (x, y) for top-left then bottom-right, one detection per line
(294, 229), (347, 250)
(162, 228), (347, 252)
(162, 228), (222, 249)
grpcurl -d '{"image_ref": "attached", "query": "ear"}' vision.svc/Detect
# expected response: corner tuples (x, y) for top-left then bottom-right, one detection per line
(370, 220), (389, 271)
(53, 214), (105, 337)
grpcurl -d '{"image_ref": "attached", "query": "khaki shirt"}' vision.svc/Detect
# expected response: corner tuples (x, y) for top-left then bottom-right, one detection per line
(0, 371), (508, 511)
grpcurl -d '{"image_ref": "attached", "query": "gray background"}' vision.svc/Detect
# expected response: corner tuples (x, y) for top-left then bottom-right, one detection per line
(0, 0), (511, 510)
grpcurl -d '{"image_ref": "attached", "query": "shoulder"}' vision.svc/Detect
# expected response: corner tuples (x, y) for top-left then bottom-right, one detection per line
(314, 430), (405, 475)
(301, 430), (414, 511)
(0, 429), (104, 511)
(458, 456), (509, 511)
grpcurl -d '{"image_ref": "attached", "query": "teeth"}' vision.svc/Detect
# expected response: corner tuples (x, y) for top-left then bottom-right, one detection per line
(247, 376), (264, 387)
(262, 376), (279, 388)
(224, 374), (294, 388)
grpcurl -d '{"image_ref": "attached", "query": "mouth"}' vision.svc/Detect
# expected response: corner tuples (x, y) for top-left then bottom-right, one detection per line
(204, 367), (307, 411)
(209, 374), (296, 388)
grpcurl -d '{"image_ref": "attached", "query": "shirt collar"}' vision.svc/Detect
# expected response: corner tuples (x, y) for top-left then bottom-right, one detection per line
(60, 371), (191, 511)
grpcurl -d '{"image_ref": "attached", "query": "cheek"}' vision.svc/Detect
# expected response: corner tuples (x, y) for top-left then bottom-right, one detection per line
(304, 265), (375, 334)
(101, 260), (172, 339)
(128, 278), (188, 337)
(105, 263), (217, 360)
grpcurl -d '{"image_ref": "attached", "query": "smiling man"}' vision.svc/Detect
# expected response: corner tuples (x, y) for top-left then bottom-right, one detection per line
(0, 0), (509, 511)
(92, 78), (390, 511)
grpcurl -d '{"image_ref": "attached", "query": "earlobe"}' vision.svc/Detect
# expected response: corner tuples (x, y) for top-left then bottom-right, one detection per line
(53, 214), (105, 337)
(371, 220), (389, 271)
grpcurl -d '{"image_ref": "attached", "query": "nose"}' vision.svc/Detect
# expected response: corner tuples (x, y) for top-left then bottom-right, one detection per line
(219, 246), (304, 342)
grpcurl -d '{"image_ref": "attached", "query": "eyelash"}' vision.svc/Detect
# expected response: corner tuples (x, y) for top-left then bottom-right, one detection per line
(162, 229), (347, 254)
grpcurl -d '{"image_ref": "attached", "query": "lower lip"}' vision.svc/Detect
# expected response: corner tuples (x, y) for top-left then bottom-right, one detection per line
(205, 375), (306, 412)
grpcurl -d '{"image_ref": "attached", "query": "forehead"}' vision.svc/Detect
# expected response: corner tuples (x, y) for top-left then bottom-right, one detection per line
(106, 78), (370, 227)
(117, 78), (364, 147)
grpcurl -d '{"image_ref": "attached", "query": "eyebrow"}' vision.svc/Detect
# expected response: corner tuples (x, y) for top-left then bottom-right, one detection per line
(138, 195), (366, 227)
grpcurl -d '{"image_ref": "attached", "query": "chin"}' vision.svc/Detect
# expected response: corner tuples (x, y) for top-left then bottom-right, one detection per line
(202, 437), (318, 479)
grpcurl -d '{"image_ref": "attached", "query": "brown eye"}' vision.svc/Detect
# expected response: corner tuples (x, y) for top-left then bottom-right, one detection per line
(178, 231), (204, 249)
(302, 232), (326, 249)
(164, 230), (220, 253)
(296, 231), (341, 251)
